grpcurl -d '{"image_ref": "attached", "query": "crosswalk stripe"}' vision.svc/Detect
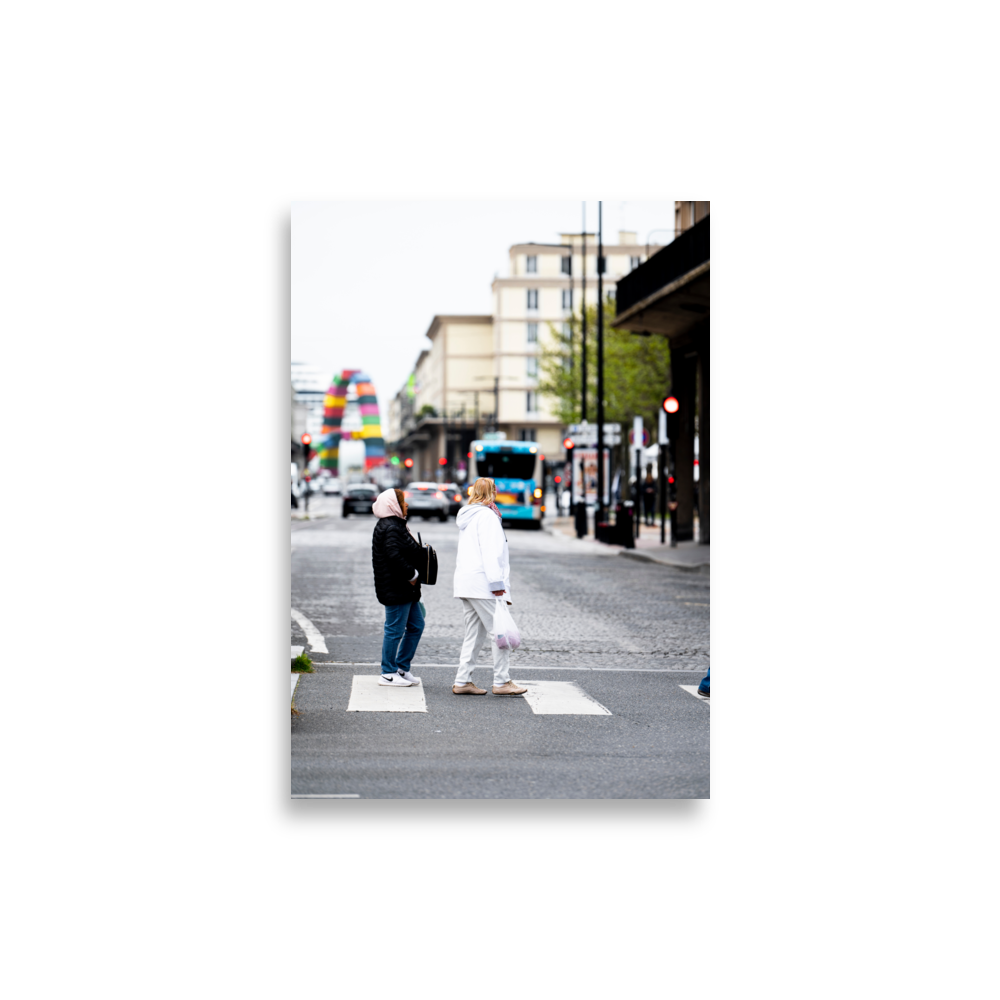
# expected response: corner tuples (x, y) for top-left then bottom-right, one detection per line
(314, 662), (706, 674)
(679, 685), (710, 704)
(291, 608), (328, 654)
(346, 674), (428, 713)
(291, 675), (299, 700)
(519, 680), (612, 715)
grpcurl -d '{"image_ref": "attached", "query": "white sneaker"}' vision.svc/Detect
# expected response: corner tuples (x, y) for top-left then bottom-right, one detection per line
(397, 670), (421, 685)
(378, 673), (414, 687)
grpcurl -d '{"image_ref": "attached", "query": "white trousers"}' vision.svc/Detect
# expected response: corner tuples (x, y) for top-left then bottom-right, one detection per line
(454, 598), (511, 687)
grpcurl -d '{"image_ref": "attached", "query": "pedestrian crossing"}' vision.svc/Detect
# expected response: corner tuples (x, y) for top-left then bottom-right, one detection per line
(678, 684), (710, 704)
(347, 674), (428, 713)
(293, 668), (710, 716)
(520, 680), (612, 715)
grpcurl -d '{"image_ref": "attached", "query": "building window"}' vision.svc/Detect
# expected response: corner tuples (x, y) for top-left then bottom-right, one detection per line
(561, 322), (571, 338)
(518, 429), (537, 442)
(606, 289), (615, 303)
(526, 255), (537, 273)
(526, 356), (538, 378)
(526, 322), (538, 344)
(630, 256), (641, 270)
(526, 289), (538, 310)
(561, 288), (572, 309)
(526, 391), (538, 413)
(560, 256), (571, 274)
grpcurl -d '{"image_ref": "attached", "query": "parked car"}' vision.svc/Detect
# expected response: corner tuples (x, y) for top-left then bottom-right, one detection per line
(342, 484), (378, 517)
(440, 482), (466, 517)
(403, 482), (449, 521)
(322, 477), (342, 496)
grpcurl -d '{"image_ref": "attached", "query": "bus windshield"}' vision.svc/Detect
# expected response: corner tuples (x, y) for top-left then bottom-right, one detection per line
(477, 450), (536, 480)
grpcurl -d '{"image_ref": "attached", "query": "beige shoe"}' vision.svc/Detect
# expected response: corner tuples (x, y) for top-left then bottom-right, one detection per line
(452, 682), (486, 695)
(492, 681), (527, 696)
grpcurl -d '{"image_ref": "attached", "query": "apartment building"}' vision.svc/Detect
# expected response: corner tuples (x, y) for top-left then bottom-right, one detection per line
(389, 233), (660, 481)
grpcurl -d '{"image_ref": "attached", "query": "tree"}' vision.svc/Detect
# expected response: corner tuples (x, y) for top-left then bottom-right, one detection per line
(538, 299), (671, 472)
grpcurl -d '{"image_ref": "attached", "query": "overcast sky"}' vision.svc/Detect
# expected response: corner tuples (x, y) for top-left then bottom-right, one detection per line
(291, 200), (676, 405)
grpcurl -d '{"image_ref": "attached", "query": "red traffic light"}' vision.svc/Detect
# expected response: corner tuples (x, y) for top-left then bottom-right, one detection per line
(554, 475), (562, 484)
(403, 458), (414, 468)
(438, 456), (447, 466)
(662, 396), (679, 414)
(300, 433), (312, 445)
(563, 437), (575, 450)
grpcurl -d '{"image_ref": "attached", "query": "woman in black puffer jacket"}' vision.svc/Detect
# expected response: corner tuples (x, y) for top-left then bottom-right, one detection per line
(371, 487), (425, 687)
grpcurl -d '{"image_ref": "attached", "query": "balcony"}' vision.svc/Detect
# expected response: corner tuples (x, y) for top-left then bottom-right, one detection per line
(613, 215), (709, 336)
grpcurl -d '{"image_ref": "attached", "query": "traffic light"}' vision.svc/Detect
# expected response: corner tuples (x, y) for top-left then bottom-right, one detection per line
(554, 475), (562, 484)
(438, 456), (447, 466)
(563, 437), (575, 452)
(390, 455), (400, 466)
(403, 457), (414, 469)
(300, 433), (312, 463)
(662, 396), (679, 414)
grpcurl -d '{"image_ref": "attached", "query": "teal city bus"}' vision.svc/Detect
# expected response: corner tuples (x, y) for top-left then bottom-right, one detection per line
(468, 439), (543, 528)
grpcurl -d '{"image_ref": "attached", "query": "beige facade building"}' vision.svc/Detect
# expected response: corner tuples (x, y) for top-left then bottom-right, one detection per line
(389, 233), (661, 482)
(675, 201), (710, 233)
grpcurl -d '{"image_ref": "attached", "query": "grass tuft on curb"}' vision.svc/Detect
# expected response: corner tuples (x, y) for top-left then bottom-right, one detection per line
(292, 652), (314, 673)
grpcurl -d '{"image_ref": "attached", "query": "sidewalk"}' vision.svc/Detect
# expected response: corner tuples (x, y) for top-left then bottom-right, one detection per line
(543, 516), (710, 573)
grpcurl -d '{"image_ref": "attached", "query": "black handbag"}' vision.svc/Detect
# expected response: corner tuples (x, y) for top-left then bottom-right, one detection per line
(416, 533), (438, 585)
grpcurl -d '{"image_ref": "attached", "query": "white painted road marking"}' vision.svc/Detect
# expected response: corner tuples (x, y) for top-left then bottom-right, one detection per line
(347, 675), (428, 713)
(520, 680), (612, 715)
(315, 663), (706, 674)
(291, 794), (362, 798)
(291, 608), (328, 654)
(291, 645), (304, 658)
(291, 675), (299, 700)
(679, 685), (710, 704)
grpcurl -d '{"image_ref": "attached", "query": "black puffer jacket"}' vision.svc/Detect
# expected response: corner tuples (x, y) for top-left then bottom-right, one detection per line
(372, 516), (423, 605)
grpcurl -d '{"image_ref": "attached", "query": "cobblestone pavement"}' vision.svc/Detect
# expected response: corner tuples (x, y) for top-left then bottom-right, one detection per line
(291, 498), (709, 671)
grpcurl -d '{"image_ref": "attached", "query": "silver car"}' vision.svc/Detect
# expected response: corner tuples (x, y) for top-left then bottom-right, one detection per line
(404, 483), (449, 521)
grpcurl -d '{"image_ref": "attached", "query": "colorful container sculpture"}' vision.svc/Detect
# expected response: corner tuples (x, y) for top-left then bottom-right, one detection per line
(319, 370), (386, 475)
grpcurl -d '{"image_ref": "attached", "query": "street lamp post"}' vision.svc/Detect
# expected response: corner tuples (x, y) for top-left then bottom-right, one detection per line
(596, 201), (606, 527)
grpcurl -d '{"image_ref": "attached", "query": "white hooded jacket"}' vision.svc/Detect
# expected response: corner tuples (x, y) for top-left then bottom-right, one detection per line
(453, 503), (511, 601)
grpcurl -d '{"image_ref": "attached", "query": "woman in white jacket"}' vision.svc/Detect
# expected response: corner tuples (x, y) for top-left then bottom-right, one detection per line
(452, 478), (527, 697)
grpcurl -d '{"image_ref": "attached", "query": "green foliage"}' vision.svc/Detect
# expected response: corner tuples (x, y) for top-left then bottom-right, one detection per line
(291, 652), (314, 673)
(539, 300), (672, 466)
(417, 404), (438, 419)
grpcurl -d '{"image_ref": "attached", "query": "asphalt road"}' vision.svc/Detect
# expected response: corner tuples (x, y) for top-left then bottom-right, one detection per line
(291, 496), (710, 798)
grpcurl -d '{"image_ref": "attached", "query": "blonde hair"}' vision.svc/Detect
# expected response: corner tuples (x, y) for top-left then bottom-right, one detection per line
(468, 477), (496, 505)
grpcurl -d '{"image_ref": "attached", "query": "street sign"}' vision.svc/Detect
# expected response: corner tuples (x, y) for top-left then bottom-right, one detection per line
(567, 423), (621, 445)
(568, 422), (620, 434)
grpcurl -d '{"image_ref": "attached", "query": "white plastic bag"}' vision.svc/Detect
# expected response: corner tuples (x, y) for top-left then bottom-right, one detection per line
(493, 599), (521, 650)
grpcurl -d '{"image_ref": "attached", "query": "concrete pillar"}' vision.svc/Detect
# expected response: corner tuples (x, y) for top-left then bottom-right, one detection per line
(671, 349), (698, 542)
(697, 325), (709, 545)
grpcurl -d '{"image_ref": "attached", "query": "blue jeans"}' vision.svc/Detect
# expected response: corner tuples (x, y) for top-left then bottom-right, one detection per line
(698, 667), (710, 695)
(381, 601), (425, 674)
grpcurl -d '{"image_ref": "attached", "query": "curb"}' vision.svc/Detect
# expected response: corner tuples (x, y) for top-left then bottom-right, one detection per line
(619, 550), (710, 573)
